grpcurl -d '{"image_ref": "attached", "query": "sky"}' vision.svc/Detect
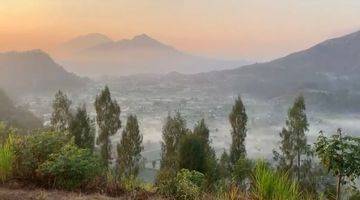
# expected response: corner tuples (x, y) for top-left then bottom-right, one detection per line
(1, 0), (360, 61)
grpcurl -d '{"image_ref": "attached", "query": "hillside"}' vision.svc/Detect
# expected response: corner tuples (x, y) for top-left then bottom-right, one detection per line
(52, 33), (249, 76)
(104, 30), (360, 112)
(0, 89), (42, 130)
(0, 50), (88, 95)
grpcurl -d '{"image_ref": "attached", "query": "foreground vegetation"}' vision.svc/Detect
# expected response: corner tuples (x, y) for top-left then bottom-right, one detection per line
(0, 87), (359, 199)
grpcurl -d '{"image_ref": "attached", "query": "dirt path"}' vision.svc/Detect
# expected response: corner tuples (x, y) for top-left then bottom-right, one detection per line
(0, 187), (163, 200)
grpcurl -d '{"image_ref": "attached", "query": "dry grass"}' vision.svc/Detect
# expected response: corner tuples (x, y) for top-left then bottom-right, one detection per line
(0, 186), (165, 200)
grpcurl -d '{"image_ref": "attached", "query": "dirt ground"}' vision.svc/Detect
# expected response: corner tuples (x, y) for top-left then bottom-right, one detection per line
(0, 187), (164, 200)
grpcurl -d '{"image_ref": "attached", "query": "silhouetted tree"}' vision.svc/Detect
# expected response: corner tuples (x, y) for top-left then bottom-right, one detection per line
(69, 104), (95, 151)
(178, 133), (207, 173)
(117, 115), (143, 178)
(273, 95), (309, 182)
(229, 96), (248, 166)
(159, 112), (188, 171)
(94, 86), (121, 168)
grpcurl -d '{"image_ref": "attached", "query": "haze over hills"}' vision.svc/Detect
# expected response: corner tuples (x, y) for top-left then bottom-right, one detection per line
(0, 88), (42, 130)
(106, 30), (360, 112)
(0, 50), (88, 96)
(52, 33), (250, 77)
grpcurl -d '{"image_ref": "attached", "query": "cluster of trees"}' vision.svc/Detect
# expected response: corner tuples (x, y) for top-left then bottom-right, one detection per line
(50, 87), (143, 180)
(20, 87), (360, 199)
(155, 94), (360, 199)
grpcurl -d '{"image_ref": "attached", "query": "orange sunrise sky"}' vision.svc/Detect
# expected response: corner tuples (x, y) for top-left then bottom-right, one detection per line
(1, 0), (360, 61)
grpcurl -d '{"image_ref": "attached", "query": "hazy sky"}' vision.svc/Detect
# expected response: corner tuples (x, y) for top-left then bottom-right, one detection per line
(1, 0), (360, 60)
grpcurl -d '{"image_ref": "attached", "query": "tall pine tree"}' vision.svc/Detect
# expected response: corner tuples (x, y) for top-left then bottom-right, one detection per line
(159, 112), (188, 171)
(229, 96), (248, 166)
(274, 95), (309, 181)
(95, 86), (121, 167)
(193, 118), (219, 187)
(69, 104), (95, 151)
(51, 90), (72, 132)
(117, 115), (143, 178)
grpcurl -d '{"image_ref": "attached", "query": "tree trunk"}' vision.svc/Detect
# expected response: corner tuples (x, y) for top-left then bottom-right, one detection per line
(336, 174), (342, 200)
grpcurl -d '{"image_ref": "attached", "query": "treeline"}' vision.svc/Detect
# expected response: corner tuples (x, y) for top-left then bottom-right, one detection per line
(0, 89), (42, 130)
(0, 86), (360, 200)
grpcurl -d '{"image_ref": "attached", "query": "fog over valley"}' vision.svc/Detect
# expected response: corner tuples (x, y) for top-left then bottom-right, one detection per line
(2, 30), (360, 166)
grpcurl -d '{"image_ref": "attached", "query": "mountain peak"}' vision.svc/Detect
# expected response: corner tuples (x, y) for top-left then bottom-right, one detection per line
(131, 34), (166, 47)
(132, 33), (153, 40)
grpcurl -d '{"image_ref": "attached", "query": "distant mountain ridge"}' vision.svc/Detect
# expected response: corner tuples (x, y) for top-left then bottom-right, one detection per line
(52, 33), (250, 76)
(106, 30), (360, 111)
(0, 49), (88, 95)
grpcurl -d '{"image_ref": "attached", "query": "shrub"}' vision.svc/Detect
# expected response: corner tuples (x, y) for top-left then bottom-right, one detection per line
(175, 169), (205, 200)
(156, 169), (177, 197)
(232, 157), (254, 186)
(0, 134), (15, 182)
(12, 131), (69, 179)
(38, 142), (104, 190)
(251, 160), (302, 200)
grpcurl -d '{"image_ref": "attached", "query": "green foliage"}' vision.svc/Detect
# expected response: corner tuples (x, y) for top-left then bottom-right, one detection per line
(0, 133), (15, 182)
(69, 104), (95, 150)
(50, 90), (72, 132)
(252, 160), (302, 200)
(315, 129), (360, 199)
(175, 169), (205, 200)
(349, 189), (360, 200)
(192, 118), (219, 189)
(117, 115), (143, 178)
(218, 151), (231, 179)
(232, 157), (253, 186)
(179, 133), (207, 173)
(273, 95), (310, 182)
(38, 142), (104, 190)
(229, 96), (247, 166)
(12, 130), (69, 179)
(95, 86), (121, 167)
(193, 119), (209, 143)
(156, 168), (178, 196)
(0, 122), (8, 145)
(159, 112), (188, 171)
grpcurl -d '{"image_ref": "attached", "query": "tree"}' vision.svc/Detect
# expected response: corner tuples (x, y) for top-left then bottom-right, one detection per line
(273, 128), (295, 173)
(287, 95), (309, 181)
(315, 129), (360, 200)
(193, 119), (218, 188)
(50, 90), (72, 132)
(178, 133), (207, 173)
(117, 115), (143, 178)
(193, 119), (209, 143)
(273, 95), (309, 181)
(218, 151), (231, 179)
(159, 112), (188, 171)
(94, 86), (121, 167)
(69, 104), (95, 151)
(229, 96), (248, 166)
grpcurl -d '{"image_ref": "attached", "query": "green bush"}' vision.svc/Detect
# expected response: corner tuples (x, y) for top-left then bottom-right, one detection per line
(232, 157), (253, 186)
(175, 169), (205, 200)
(251, 160), (302, 200)
(12, 130), (69, 179)
(156, 169), (178, 196)
(38, 142), (104, 190)
(0, 134), (15, 182)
